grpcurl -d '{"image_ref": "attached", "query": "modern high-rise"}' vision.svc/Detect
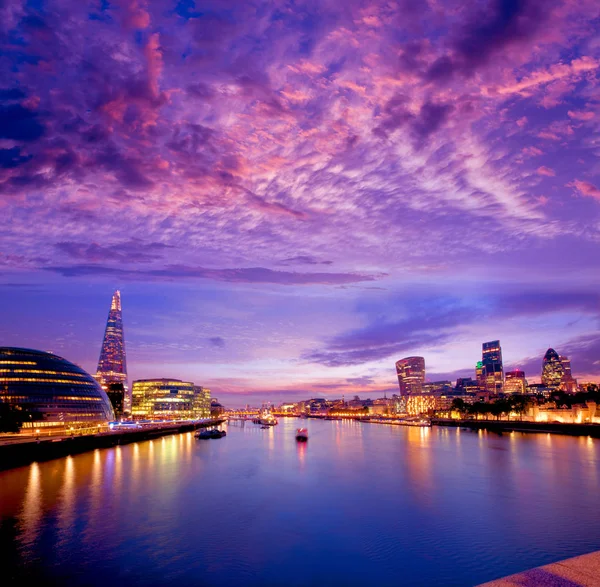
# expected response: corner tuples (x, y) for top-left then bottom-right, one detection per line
(395, 356), (425, 395)
(541, 348), (563, 388)
(559, 355), (578, 392)
(504, 369), (527, 394)
(482, 340), (503, 394)
(96, 291), (129, 411)
(475, 361), (485, 389)
(560, 355), (572, 378)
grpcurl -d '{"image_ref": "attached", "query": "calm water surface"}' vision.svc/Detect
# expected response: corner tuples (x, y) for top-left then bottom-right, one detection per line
(1, 419), (600, 586)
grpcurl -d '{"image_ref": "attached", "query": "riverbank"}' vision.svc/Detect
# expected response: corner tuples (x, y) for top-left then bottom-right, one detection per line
(432, 418), (600, 437)
(0, 418), (225, 471)
(478, 549), (600, 586)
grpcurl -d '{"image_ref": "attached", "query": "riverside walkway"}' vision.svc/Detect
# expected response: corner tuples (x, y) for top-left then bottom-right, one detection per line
(479, 550), (600, 586)
(0, 418), (225, 471)
(432, 418), (600, 437)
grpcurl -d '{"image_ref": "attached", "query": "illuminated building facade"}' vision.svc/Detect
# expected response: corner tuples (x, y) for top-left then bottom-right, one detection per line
(475, 361), (485, 389)
(0, 347), (114, 429)
(504, 370), (527, 394)
(132, 379), (210, 420)
(96, 290), (129, 410)
(541, 348), (563, 388)
(406, 394), (436, 416)
(195, 386), (211, 417)
(395, 356), (425, 395)
(558, 355), (577, 392)
(482, 340), (504, 394)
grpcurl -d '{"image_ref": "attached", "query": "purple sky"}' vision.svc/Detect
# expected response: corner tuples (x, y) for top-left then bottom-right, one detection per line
(1, 0), (599, 406)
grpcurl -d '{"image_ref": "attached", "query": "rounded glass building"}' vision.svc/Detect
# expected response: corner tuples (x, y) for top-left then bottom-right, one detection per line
(0, 347), (114, 430)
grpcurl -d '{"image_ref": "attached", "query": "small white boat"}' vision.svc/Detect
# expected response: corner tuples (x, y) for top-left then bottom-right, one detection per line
(296, 428), (308, 442)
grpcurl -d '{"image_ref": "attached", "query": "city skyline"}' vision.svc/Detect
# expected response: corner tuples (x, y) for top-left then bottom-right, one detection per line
(4, 287), (596, 407)
(1, 1), (599, 404)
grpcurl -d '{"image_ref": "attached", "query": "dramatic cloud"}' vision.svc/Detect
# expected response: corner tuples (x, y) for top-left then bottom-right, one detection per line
(1, 0), (600, 400)
(304, 290), (600, 367)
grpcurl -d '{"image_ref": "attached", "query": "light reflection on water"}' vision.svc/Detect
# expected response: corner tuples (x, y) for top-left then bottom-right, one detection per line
(1, 419), (600, 587)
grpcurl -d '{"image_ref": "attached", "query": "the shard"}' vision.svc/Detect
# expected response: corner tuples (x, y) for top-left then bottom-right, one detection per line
(96, 290), (129, 410)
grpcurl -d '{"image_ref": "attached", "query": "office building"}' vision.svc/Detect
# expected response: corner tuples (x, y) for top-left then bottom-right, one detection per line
(0, 347), (114, 429)
(541, 348), (563, 388)
(482, 340), (504, 394)
(96, 290), (129, 410)
(422, 380), (453, 394)
(132, 379), (209, 420)
(504, 369), (527, 394)
(475, 361), (485, 389)
(395, 356), (425, 395)
(456, 377), (479, 394)
(559, 355), (577, 392)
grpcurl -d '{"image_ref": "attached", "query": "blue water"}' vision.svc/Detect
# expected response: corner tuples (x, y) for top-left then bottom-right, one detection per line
(1, 419), (600, 586)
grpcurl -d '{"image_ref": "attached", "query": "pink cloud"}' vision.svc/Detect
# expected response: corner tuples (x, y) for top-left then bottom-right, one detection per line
(492, 57), (598, 97)
(119, 0), (150, 30)
(537, 166), (556, 177)
(537, 131), (560, 140)
(570, 180), (600, 200)
(568, 110), (595, 121)
(145, 33), (163, 99)
(523, 146), (543, 156)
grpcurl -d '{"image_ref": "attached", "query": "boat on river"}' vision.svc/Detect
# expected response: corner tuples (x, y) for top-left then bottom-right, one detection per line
(296, 428), (308, 442)
(252, 405), (278, 427)
(195, 428), (227, 439)
(364, 418), (431, 427)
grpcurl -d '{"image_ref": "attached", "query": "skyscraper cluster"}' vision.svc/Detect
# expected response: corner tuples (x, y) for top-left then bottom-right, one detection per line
(395, 340), (579, 397)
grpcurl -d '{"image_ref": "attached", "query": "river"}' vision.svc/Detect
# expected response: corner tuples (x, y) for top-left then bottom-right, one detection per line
(1, 418), (599, 586)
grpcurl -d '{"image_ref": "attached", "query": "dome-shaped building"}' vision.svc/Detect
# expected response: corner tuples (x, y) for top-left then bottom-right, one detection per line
(0, 347), (114, 430)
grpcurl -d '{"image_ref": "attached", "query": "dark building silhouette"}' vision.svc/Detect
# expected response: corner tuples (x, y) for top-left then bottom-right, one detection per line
(106, 382), (125, 419)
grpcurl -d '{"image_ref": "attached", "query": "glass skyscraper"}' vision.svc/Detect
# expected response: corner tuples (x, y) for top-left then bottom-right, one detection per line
(541, 348), (563, 388)
(96, 291), (129, 411)
(395, 356), (425, 395)
(482, 340), (503, 394)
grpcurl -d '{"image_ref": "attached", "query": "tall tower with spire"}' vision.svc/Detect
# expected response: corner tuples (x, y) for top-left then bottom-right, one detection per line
(96, 290), (129, 411)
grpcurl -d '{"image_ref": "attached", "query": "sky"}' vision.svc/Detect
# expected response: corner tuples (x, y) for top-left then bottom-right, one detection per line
(1, 0), (599, 406)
